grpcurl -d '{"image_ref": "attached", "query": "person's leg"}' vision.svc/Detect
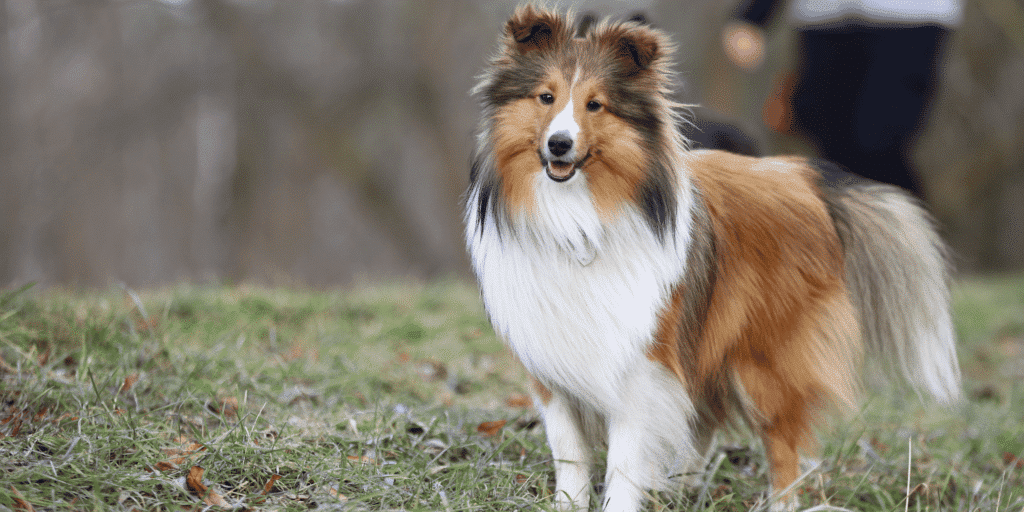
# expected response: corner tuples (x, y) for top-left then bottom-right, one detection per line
(850, 25), (950, 196)
(791, 28), (870, 167)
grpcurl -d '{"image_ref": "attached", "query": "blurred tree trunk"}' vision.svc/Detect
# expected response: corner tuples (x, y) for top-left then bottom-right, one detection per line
(915, 0), (1024, 271)
(195, 0), (467, 284)
(0, 1), (11, 282)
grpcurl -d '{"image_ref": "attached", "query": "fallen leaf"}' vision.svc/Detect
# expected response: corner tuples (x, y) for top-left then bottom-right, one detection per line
(328, 487), (348, 502)
(205, 490), (231, 507)
(185, 466), (230, 508)
(261, 474), (282, 495)
(120, 374), (139, 393)
(869, 437), (890, 454)
(37, 346), (51, 366)
(712, 484), (732, 500)
(163, 442), (206, 465)
(10, 486), (34, 512)
(1003, 451), (1024, 469)
(476, 419), (507, 437)
(506, 393), (532, 408)
(209, 396), (239, 418)
(347, 455), (375, 465)
(153, 461), (176, 472)
(185, 466), (206, 494)
(54, 413), (79, 424)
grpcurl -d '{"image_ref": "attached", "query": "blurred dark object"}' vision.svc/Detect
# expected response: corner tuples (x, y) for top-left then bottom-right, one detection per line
(788, 25), (950, 196)
(682, 108), (763, 157)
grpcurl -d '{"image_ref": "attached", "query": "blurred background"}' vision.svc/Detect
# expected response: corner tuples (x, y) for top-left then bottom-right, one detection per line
(1, 0), (1021, 289)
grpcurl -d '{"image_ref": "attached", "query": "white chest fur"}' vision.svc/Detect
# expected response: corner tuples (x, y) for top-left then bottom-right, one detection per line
(466, 171), (694, 412)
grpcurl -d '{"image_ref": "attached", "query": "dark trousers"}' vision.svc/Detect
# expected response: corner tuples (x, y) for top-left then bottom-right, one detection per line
(792, 25), (949, 196)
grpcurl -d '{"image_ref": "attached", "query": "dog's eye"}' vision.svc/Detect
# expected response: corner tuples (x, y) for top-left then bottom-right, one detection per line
(539, 93), (555, 105)
(586, 100), (602, 112)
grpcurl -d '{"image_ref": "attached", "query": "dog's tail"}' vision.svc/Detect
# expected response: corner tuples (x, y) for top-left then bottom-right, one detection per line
(817, 162), (962, 404)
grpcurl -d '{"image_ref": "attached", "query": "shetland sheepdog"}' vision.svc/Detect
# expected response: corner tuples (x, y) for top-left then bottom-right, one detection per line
(464, 7), (961, 512)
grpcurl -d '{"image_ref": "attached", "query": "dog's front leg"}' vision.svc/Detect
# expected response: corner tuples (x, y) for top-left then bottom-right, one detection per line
(602, 414), (655, 512)
(601, 365), (699, 512)
(534, 382), (594, 511)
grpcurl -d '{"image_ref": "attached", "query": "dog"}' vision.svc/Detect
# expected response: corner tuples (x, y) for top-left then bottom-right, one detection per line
(463, 6), (960, 511)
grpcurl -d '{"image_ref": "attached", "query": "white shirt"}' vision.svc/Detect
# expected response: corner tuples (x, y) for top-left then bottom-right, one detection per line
(790, 0), (964, 27)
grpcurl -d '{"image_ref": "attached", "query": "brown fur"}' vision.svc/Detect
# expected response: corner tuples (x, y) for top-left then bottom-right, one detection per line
(492, 99), (545, 212)
(648, 150), (862, 495)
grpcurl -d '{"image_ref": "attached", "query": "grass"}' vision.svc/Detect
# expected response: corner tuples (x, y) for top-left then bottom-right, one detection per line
(1, 274), (1023, 511)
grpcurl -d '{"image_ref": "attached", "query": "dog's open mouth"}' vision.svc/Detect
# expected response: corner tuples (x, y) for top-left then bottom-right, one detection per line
(546, 160), (576, 182)
(543, 154), (590, 182)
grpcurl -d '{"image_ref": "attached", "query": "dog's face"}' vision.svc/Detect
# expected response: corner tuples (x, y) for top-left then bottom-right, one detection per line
(479, 7), (674, 216)
(471, 6), (681, 241)
(534, 69), (606, 182)
(494, 65), (631, 186)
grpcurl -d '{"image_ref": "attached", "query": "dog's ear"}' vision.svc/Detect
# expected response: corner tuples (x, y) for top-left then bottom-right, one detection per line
(575, 12), (597, 38)
(505, 6), (565, 54)
(603, 25), (664, 76)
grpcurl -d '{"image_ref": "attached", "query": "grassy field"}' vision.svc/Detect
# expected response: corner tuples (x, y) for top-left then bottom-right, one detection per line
(1, 275), (1023, 511)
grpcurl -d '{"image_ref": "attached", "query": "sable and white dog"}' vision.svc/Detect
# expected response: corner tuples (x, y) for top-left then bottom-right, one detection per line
(464, 7), (961, 511)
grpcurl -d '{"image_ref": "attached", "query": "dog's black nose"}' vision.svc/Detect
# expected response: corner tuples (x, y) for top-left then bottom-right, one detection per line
(547, 133), (573, 157)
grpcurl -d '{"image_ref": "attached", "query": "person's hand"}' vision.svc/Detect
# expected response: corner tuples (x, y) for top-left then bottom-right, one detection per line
(722, 21), (766, 71)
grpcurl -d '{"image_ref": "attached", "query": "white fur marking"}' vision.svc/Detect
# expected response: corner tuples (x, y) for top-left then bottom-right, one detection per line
(537, 391), (594, 511)
(532, 171), (600, 264)
(603, 361), (700, 512)
(544, 69), (582, 161)
(548, 98), (579, 140)
(467, 164), (697, 403)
